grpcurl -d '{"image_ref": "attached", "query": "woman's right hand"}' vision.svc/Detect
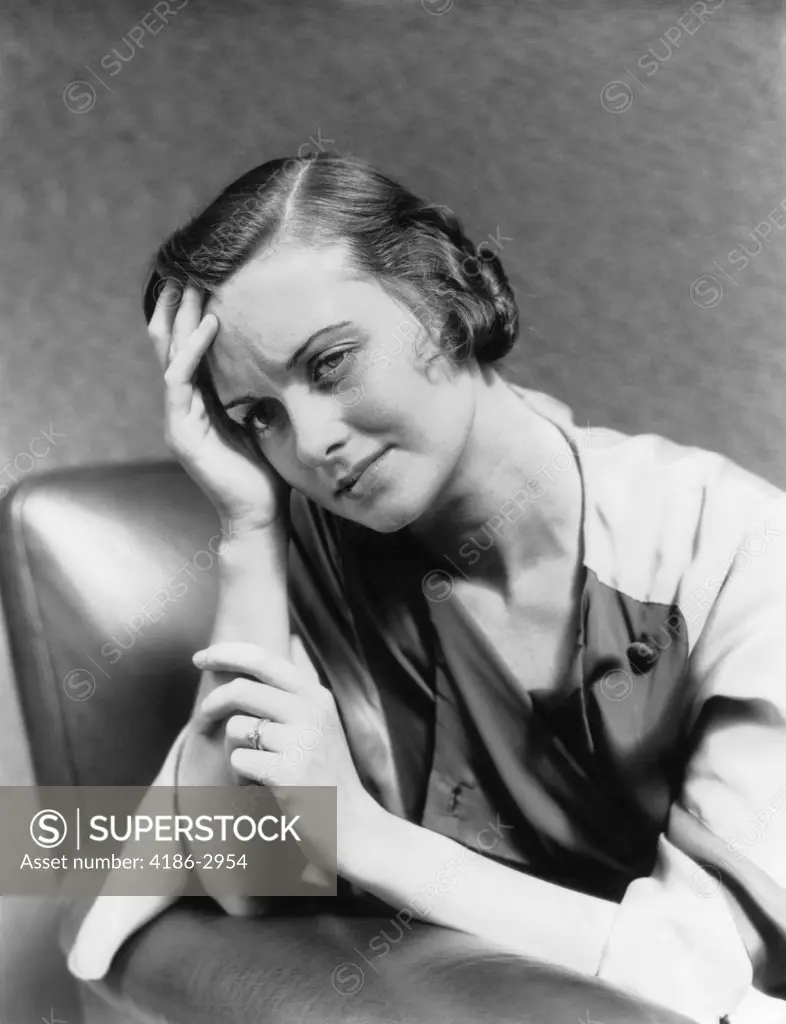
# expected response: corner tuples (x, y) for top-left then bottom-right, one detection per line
(148, 279), (290, 533)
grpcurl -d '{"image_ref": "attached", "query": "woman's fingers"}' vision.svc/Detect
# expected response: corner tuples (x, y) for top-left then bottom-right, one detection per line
(170, 282), (205, 357)
(163, 312), (218, 395)
(193, 642), (314, 696)
(229, 747), (281, 786)
(147, 279), (183, 369)
(148, 279), (207, 377)
(194, 678), (299, 735)
(224, 716), (289, 788)
(224, 713), (287, 753)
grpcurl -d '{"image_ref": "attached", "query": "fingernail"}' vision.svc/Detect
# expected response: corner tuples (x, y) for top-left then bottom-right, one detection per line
(192, 651), (207, 667)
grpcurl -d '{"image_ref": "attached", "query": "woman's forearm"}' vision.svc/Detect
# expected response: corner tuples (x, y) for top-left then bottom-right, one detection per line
(180, 519), (290, 780)
(203, 517), (291, 682)
(177, 520), (291, 910)
(342, 805), (618, 976)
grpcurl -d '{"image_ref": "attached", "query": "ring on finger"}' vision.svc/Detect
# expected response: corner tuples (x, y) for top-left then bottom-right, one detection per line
(246, 717), (273, 751)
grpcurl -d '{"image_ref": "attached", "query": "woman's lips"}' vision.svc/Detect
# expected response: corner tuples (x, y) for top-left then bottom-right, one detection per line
(336, 447), (393, 499)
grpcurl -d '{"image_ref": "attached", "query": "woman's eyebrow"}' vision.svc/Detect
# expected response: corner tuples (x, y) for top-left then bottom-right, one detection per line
(223, 321), (355, 410)
(284, 320), (354, 371)
(225, 393), (257, 411)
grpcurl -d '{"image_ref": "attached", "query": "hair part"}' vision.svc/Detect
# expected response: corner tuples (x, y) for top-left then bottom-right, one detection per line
(142, 153), (520, 435)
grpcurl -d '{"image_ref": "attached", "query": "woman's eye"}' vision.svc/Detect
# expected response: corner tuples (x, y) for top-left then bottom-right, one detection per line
(242, 400), (278, 434)
(311, 349), (350, 384)
(238, 350), (354, 434)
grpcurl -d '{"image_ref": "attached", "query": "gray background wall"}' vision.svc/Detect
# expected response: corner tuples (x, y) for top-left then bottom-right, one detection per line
(1, 0), (784, 1020)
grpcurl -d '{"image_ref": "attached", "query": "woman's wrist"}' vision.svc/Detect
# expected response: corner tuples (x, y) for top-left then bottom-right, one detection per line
(220, 512), (289, 544)
(338, 795), (393, 884)
(218, 516), (290, 571)
(210, 514), (291, 655)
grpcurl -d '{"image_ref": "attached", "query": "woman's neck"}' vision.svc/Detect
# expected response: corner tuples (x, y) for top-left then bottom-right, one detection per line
(407, 372), (584, 597)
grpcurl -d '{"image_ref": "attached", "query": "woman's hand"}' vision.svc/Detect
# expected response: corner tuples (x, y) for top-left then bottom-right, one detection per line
(148, 279), (290, 533)
(191, 635), (377, 871)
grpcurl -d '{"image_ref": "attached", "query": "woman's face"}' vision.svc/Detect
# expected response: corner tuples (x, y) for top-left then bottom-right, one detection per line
(204, 241), (479, 532)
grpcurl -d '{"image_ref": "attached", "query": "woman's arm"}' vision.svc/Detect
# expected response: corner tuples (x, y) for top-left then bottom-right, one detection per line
(341, 803), (617, 976)
(177, 519), (291, 912)
(64, 521), (293, 979)
(179, 518), (290, 782)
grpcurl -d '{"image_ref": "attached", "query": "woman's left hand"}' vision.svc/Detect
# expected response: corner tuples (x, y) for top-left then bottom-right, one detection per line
(191, 637), (377, 867)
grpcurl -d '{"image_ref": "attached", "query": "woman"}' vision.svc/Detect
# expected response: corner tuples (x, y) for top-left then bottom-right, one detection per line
(65, 153), (786, 1023)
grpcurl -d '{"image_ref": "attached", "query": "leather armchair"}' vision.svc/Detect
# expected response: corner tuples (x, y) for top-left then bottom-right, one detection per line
(0, 460), (695, 1023)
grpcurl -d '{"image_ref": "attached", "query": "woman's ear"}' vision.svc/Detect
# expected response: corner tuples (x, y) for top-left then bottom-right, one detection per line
(420, 328), (470, 386)
(410, 318), (445, 369)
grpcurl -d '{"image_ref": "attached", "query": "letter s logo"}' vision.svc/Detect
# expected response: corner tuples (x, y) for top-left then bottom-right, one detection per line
(30, 810), (67, 848)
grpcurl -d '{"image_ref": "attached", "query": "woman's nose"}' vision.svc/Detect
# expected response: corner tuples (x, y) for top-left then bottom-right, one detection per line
(288, 393), (350, 468)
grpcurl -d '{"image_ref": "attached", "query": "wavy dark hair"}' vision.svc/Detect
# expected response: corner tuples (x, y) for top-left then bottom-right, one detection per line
(142, 152), (520, 439)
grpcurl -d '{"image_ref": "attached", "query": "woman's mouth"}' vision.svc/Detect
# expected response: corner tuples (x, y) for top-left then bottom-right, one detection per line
(335, 446), (394, 500)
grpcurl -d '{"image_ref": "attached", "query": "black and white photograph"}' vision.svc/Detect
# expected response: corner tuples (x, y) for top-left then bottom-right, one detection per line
(1, 2), (785, 1022)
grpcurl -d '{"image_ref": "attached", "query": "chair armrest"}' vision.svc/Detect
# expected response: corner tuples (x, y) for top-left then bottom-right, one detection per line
(62, 896), (696, 1024)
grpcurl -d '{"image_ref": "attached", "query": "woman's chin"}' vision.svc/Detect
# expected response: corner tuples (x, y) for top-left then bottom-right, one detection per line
(346, 492), (426, 534)
(355, 473), (450, 534)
